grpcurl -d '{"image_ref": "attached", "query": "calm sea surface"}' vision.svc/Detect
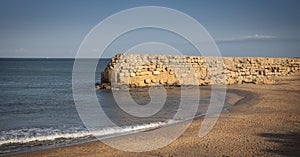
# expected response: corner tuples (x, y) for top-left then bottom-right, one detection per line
(0, 58), (233, 155)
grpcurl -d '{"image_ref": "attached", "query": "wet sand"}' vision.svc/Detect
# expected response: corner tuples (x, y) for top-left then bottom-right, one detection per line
(8, 73), (300, 156)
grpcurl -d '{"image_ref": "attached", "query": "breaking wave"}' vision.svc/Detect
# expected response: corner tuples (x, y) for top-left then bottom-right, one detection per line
(0, 120), (175, 146)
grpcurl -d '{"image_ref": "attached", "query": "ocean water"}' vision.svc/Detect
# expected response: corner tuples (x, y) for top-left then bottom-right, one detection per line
(0, 59), (232, 155)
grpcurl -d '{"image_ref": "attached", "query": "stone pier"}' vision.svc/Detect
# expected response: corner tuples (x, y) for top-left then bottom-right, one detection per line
(99, 54), (300, 89)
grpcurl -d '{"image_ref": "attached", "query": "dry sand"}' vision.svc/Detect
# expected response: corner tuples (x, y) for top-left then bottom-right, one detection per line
(8, 73), (300, 157)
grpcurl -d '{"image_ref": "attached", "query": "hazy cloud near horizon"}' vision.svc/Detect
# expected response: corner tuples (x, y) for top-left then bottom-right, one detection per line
(216, 34), (278, 42)
(15, 48), (30, 53)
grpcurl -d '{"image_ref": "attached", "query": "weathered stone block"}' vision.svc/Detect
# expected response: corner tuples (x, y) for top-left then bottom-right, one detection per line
(130, 73), (136, 77)
(153, 71), (160, 75)
(144, 79), (151, 84)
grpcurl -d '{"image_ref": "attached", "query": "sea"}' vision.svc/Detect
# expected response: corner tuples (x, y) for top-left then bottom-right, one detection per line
(0, 58), (236, 155)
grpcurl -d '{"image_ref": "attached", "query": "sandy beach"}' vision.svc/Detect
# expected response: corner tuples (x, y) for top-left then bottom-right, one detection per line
(8, 72), (300, 157)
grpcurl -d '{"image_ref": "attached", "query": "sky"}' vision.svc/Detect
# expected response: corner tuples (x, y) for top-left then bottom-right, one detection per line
(0, 0), (300, 58)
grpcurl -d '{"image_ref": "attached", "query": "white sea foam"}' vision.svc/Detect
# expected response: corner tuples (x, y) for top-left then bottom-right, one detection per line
(0, 120), (176, 146)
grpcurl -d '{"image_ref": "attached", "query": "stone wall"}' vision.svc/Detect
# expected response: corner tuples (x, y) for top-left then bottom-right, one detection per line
(100, 54), (300, 88)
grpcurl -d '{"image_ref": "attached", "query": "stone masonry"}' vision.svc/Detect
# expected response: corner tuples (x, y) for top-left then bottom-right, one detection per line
(100, 54), (300, 88)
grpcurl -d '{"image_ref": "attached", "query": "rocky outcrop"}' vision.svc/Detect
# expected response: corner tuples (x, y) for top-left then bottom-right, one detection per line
(100, 54), (300, 88)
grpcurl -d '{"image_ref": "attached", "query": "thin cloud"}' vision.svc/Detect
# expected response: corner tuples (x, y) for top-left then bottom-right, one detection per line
(216, 34), (278, 42)
(91, 48), (100, 52)
(15, 48), (29, 53)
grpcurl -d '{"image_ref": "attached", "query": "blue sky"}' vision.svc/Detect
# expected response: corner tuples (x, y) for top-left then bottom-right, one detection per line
(0, 0), (299, 58)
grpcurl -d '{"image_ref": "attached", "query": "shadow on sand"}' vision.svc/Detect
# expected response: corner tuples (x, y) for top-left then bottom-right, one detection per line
(258, 131), (300, 156)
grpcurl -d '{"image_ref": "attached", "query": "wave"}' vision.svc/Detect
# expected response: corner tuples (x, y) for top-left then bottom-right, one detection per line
(0, 120), (176, 146)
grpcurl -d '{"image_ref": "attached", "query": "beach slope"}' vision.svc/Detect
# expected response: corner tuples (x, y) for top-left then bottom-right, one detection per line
(9, 73), (300, 157)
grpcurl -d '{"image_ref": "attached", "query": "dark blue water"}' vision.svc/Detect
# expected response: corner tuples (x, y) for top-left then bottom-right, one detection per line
(0, 58), (233, 155)
(0, 59), (108, 154)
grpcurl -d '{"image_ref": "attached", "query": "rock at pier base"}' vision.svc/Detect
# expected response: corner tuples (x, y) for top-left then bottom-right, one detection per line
(96, 83), (111, 89)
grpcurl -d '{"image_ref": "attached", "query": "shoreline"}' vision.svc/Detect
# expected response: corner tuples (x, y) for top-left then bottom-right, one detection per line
(7, 73), (300, 156)
(2, 86), (242, 156)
